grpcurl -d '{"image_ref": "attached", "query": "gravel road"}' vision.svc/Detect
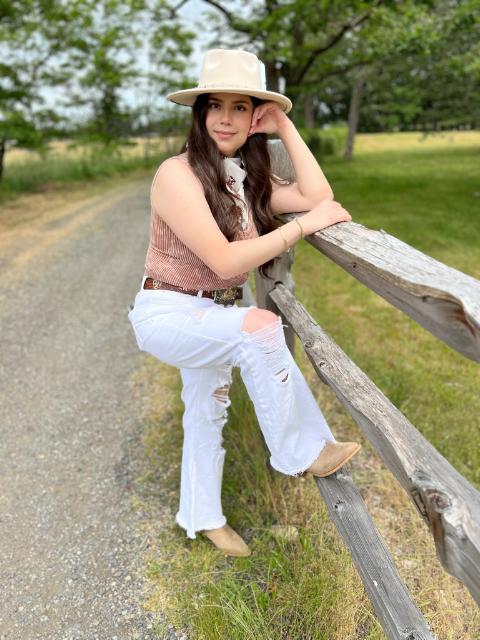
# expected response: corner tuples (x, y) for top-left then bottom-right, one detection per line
(0, 179), (178, 639)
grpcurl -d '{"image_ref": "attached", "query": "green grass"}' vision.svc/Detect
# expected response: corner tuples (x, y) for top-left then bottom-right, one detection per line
(132, 134), (480, 639)
(326, 146), (480, 272)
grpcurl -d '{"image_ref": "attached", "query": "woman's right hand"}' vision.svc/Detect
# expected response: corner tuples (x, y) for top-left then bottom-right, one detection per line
(301, 198), (352, 235)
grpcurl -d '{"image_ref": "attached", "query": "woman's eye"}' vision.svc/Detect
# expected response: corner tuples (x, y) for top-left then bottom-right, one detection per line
(208, 103), (248, 111)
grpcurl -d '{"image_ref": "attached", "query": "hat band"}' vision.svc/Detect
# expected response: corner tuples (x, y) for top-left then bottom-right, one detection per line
(196, 82), (267, 90)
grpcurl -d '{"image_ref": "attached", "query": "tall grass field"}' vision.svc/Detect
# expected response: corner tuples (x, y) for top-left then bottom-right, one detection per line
(0, 137), (180, 203)
(129, 130), (480, 640)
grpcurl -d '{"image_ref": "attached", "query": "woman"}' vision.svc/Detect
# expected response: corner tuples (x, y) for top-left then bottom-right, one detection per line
(128, 49), (361, 557)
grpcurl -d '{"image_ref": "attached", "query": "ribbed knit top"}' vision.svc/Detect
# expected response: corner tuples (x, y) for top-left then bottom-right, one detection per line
(144, 152), (259, 289)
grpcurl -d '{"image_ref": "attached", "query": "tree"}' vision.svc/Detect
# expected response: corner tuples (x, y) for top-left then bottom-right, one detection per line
(348, 0), (480, 136)
(128, 0), (195, 156)
(63, 1), (142, 147)
(62, 0), (195, 149)
(0, 0), (81, 178)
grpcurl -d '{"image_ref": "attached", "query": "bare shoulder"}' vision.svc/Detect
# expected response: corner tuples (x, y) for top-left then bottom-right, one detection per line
(150, 156), (205, 218)
(155, 154), (202, 189)
(150, 154), (209, 221)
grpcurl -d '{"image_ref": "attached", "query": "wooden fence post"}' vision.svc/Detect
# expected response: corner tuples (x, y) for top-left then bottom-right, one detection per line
(254, 250), (297, 356)
(252, 139), (299, 354)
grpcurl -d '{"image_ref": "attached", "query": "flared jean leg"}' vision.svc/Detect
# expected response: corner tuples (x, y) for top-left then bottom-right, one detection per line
(175, 363), (234, 539)
(233, 316), (337, 477)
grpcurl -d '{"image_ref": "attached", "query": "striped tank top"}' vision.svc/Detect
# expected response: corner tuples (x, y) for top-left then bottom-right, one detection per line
(144, 152), (259, 289)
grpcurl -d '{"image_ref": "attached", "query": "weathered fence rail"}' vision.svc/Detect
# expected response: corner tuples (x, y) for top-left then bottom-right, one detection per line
(284, 216), (480, 363)
(244, 142), (480, 638)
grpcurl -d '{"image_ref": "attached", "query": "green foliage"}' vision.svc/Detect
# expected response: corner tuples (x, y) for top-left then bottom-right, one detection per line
(353, 1), (480, 132)
(297, 128), (337, 157)
(297, 124), (348, 158)
(325, 123), (349, 151)
(0, 1), (89, 176)
(0, 111), (45, 153)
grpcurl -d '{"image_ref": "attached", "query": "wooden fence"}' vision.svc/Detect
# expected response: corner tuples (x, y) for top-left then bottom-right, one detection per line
(242, 142), (480, 639)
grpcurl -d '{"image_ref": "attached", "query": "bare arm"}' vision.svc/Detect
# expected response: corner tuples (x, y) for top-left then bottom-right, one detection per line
(274, 119), (334, 208)
(152, 157), (351, 280)
(248, 102), (334, 214)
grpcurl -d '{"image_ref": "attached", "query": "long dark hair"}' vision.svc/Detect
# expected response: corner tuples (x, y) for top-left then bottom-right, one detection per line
(180, 93), (283, 279)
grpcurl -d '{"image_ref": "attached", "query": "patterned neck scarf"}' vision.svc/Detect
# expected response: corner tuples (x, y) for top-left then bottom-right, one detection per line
(223, 156), (248, 231)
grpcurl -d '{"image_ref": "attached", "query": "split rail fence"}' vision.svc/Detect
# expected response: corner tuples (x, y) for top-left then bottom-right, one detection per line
(241, 142), (480, 639)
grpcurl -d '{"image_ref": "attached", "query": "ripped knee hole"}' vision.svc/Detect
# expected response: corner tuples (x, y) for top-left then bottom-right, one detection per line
(213, 384), (230, 405)
(248, 319), (291, 383)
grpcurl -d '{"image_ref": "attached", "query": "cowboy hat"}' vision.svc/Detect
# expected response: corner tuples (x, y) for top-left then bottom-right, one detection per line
(166, 49), (292, 114)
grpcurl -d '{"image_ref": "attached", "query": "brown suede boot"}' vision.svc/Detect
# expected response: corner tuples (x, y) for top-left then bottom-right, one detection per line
(201, 524), (251, 557)
(306, 441), (361, 478)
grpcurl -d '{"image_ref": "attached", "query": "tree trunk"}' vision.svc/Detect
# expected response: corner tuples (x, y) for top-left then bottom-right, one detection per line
(264, 61), (279, 92)
(344, 67), (367, 161)
(0, 138), (5, 181)
(303, 95), (315, 128)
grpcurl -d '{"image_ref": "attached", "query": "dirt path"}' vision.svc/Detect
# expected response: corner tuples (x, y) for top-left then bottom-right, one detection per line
(0, 179), (176, 639)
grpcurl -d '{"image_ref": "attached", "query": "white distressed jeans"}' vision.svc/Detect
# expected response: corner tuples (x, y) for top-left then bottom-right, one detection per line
(128, 280), (336, 539)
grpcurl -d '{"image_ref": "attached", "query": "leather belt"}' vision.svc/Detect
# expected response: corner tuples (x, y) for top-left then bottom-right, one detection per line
(143, 278), (243, 306)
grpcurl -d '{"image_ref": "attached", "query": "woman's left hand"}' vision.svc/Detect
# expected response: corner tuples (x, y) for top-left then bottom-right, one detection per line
(248, 101), (290, 136)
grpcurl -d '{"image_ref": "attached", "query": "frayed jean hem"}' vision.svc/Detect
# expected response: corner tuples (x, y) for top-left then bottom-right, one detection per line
(175, 513), (228, 540)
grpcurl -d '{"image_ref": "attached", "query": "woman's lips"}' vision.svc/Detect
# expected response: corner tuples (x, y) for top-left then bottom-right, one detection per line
(215, 131), (235, 140)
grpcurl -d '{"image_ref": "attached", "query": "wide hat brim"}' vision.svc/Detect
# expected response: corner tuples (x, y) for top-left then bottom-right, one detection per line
(167, 87), (293, 114)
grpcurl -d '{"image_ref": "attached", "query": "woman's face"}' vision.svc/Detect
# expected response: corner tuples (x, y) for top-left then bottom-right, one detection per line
(205, 92), (254, 157)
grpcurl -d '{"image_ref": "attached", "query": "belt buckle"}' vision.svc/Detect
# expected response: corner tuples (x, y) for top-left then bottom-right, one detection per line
(213, 286), (237, 307)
